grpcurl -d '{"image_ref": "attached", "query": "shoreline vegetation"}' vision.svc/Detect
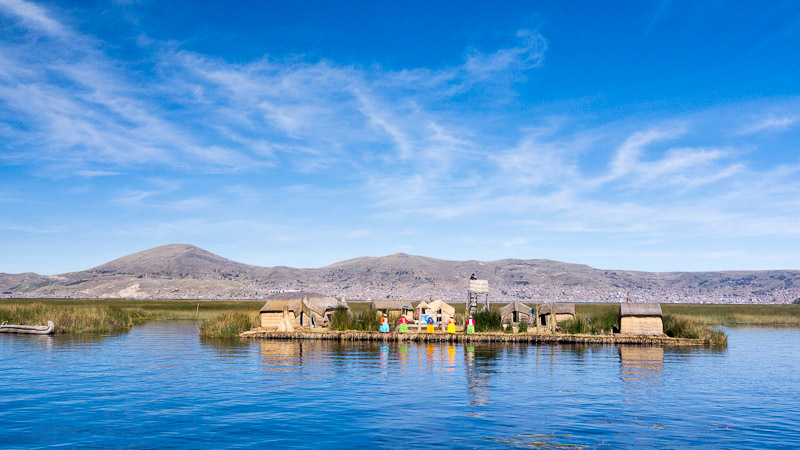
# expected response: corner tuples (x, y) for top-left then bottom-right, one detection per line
(2, 299), (799, 345)
(0, 299), (262, 334)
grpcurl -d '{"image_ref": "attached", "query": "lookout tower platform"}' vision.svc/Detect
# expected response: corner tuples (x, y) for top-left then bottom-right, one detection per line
(467, 279), (489, 316)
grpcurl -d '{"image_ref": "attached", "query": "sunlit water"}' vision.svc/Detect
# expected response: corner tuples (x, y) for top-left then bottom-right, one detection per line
(1, 323), (798, 449)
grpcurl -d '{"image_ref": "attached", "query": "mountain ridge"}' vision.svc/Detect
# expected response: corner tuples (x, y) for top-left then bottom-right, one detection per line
(2, 244), (799, 303)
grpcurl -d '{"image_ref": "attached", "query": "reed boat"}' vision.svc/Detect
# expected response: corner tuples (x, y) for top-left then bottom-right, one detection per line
(0, 320), (55, 335)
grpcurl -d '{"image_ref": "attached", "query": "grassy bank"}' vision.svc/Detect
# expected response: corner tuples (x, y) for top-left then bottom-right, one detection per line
(0, 298), (263, 333)
(661, 304), (800, 326)
(0, 301), (143, 334)
(198, 311), (260, 338)
(662, 313), (728, 346)
(6, 299), (795, 338)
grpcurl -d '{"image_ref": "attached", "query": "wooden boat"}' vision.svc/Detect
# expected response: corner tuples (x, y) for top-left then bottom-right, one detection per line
(0, 320), (55, 335)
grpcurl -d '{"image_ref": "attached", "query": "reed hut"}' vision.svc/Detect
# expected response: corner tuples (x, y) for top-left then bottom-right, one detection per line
(370, 299), (414, 322)
(537, 303), (575, 327)
(500, 302), (534, 325)
(259, 299), (307, 330)
(619, 303), (664, 336)
(259, 292), (343, 330)
(419, 300), (455, 326)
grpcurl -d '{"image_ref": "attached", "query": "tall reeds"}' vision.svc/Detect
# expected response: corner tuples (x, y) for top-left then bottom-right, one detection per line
(0, 301), (143, 333)
(329, 307), (381, 331)
(560, 308), (619, 335)
(198, 311), (259, 338)
(662, 313), (727, 346)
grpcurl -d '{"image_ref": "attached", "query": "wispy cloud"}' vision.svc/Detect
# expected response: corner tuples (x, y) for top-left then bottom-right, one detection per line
(2, 0), (800, 272)
(740, 115), (797, 135)
(0, 0), (68, 36)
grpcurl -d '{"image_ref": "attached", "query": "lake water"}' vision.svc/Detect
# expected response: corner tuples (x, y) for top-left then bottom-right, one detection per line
(1, 323), (799, 449)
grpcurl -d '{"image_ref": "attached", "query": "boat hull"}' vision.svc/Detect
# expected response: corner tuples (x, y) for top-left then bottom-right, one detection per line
(0, 320), (55, 335)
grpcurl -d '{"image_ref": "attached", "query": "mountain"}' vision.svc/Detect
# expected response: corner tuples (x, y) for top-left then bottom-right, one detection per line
(2, 245), (799, 303)
(90, 244), (257, 278)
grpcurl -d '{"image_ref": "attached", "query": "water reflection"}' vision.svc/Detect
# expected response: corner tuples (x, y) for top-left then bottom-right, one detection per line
(199, 336), (253, 356)
(259, 340), (306, 369)
(464, 345), (502, 414)
(1, 331), (125, 351)
(3, 324), (799, 449)
(619, 345), (664, 393)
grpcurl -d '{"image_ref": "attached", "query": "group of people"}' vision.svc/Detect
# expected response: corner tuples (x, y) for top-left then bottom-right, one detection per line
(379, 313), (477, 334)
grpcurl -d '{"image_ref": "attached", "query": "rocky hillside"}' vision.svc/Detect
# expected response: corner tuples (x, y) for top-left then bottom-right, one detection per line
(1, 244), (799, 303)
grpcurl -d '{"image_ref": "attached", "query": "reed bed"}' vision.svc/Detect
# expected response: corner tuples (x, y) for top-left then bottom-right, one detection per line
(329, 306), (381, 331)
(662, 304), (800, 326)
(662, 314), (728, 347)
(0, 301), (143, 334)
(198, 311), (260, 338)
(0, 298), (262, 333)
(561, 305), (620, 335)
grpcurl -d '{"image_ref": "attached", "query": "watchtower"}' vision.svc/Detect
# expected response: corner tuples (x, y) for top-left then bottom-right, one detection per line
(467, 279), (489, 316)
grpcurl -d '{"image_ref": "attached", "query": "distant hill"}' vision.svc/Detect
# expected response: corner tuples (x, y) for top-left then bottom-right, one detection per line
(1, 244), (799, 303)
(91, 244), (257, 278)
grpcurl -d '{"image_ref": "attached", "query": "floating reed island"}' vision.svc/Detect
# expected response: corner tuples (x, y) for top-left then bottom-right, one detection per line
(239, 328), (710, 346)
(225, 291), (726, 346)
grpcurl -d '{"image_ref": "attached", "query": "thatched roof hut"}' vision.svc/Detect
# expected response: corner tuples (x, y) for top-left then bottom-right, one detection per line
(260, 299), (306, 314)
(259, 299), (308, 330)
(619, 303), (663, 336)
(370, 299), (414, 321)
(538, 303), (575, 326)
(500, 302), (533, 324)
(424, 300), (455, 316)
(259, 292), (343, 330)
(419, 300), (455, 328)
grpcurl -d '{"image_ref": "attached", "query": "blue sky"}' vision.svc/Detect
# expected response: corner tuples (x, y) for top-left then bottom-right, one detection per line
(1, 0), (799, 274)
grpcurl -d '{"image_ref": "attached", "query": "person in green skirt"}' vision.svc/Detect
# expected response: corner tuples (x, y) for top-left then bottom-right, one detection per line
(397, 316), (409, 333)
(466, 315), (475, 334)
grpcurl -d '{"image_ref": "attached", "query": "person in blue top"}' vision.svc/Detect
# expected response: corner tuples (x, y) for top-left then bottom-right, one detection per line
(379, 314), (390, 333)
(426, 315), (435, 334)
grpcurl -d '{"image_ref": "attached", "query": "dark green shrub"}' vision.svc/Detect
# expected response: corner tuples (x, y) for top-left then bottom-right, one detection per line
(559, 318), (586, 334)
(473, 310), (503, 332)
(518, 320), (528, 333)
(587, 309), (619, 334)
(329, 306), (353, 331)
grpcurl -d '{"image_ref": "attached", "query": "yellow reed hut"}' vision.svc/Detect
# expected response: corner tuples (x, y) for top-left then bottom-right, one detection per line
(619, 303), (664, 336)
(370, 299), (414, 322)
(537, 303), (575, 327)
(418, 300), (455, 328)
(500, 302), (534, 325)
(259, 292), (342, 330)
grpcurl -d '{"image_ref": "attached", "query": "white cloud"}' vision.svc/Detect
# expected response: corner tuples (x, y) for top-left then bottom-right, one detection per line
(2, 0), (800, 271)
(740, 115), (797, 135)
(0, 0), (68, 36)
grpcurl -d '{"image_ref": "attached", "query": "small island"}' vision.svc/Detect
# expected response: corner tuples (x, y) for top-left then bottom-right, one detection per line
(226, 288), (728, 346)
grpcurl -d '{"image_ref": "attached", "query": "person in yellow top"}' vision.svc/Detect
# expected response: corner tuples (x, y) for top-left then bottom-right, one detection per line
(446, 317), (456, 334)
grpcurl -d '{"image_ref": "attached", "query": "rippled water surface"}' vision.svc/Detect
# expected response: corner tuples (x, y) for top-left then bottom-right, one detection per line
(1, 323), (799, 449)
